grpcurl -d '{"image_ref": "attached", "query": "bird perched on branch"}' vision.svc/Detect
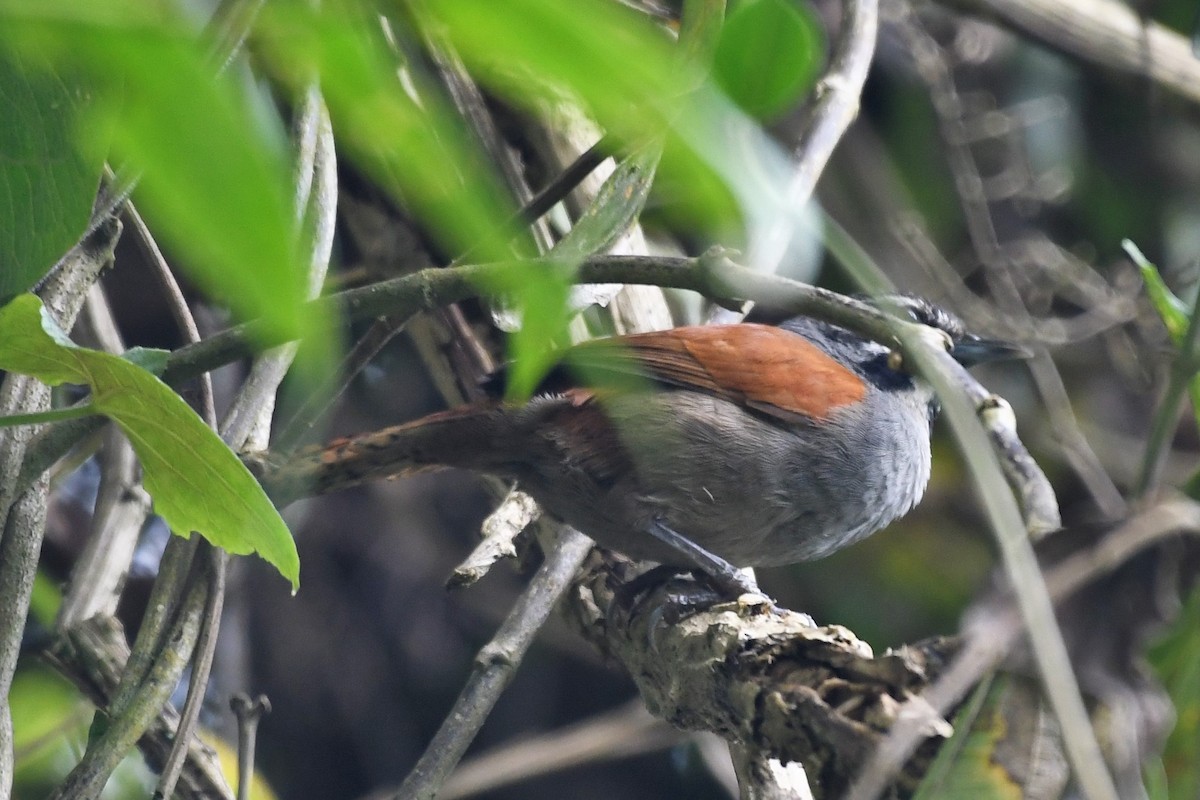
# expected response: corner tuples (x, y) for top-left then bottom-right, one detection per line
(253, 296), (1023, 596)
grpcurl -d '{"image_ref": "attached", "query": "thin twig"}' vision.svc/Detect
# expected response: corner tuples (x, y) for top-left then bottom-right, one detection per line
(805, 210), (1108, 796)
(394, 528), (594, 800)
(57, 286), (152, 629)
(749, 0), (878, 271)
(47, 573), (209, 800)
(230, 694), (271, 800)
(366, 702), (682, 800)
(847, 494), (1200, 799)
(128, 197), (228, 800)
(0, 218), (121, 792)
(1135, 283), (1200, 498)
(939, 0), (1200, 106)
(154, 550), (227, 800)
(128, 202), (217, 427)
(108, 537), (200, 718)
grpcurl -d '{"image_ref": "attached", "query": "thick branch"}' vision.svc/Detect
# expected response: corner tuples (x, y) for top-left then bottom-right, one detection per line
(564, 562), (956, 799)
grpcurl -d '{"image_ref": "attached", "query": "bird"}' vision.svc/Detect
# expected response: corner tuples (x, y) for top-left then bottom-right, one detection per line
(254, 296), (1024, 595)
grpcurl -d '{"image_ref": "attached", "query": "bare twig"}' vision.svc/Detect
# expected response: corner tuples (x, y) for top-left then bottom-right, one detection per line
(750, 0), (878, 271)
(127, 198), (227, 800)
(48, 573), (210, 800)
(108, 537), (200, 718)
(154, 550), (227, 800)
(847, 494), (1200, 799)
(939, 0), (1200, 106)
(129, 203), (216, 428)
(448, 487), (541, 588)
(891, 3), (1126, 519)
(0, 217), (121, 794)
(394, 527), (594, 800)
(58, 286), (153, 629)
(230, 693), (271, 800)
(433, 702), (680, 800)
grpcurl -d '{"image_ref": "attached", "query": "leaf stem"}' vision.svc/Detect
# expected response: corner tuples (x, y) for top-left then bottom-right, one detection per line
(0, 403), (99, 428)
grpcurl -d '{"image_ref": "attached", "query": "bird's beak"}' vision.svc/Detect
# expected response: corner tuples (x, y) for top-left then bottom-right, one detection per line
(951, 334), (1031, 366)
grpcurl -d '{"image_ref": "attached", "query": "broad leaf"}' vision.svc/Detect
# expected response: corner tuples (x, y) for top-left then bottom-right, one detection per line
(1, 4), (316, 350)
(0, 49), (102, 299)
(0, 294), (299, 589)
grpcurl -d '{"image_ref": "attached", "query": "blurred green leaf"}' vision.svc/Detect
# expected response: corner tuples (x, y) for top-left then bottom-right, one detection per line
(713, 0), (824, 121)
(913, 677), (1024, 800)
(0, 49), (102, 299)
(11, 662), (157, 799)
(0, 2), (315, 347)
(0, 294), (299, 589)
(487, 261), (576, 401)
(28, 570), (62, 628)
(496, 144), (663, 399)
(1124, 239), (1200, 460)
(10, 665), (79, 751)
(428, 0), (800, 276)
(1125, 239), (1190, 341)
(254, 2), (519, 263)
(1148, 583), (1200, 799)
(427, 0), (687, 139)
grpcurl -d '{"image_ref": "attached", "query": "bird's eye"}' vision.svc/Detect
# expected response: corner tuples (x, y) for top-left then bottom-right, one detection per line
(887, 349), (904, 372)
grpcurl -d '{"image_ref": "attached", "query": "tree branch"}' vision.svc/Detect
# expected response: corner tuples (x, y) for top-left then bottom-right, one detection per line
(939, 0), (1200, 106)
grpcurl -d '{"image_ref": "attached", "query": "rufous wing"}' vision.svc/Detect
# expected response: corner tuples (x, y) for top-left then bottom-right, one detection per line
(566, 324), (866, 422)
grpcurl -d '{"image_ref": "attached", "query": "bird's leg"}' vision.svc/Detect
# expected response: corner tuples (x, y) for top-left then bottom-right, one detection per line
(646, 519), (764, 599)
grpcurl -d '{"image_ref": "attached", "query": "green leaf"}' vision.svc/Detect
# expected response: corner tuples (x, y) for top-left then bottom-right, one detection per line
(1148, 583), (1200, 799)
(913, 676), (1027, 800)
(0, 294), (299, 589)
(480, 261), (576, 401)
(426, 0), (791, 267)
(551, 143), (662, 261)
(0, 48), (103, 299)
(428, 0), (688, 141)
(713, 0), (825, 121)
(1125, 239), (1190, 341)
(1124, 239), (1200, 459)
(1, 4), (318, 349)
(254, 3), (520, 263)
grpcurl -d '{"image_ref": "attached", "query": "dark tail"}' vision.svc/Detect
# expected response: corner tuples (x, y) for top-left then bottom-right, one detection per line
(248, 403), (514, 506)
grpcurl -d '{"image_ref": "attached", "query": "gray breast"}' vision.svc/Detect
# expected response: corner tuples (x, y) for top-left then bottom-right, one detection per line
(573, 386), (934, 568)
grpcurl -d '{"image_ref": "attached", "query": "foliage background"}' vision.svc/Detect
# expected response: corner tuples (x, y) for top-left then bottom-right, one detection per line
(3, 0), (1200, 798)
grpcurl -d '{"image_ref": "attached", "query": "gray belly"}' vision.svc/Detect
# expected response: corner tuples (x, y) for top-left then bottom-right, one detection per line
(523, 391), (932, 568)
